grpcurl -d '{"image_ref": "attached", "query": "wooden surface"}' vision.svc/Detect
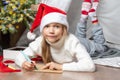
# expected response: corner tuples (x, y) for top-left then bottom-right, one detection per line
(0, 65), (120, 80)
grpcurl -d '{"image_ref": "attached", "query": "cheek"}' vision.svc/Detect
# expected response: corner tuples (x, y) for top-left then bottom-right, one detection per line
(42, 29), (47, 36)
(56, 30), (63, 38)
(43, 28), (49, 33)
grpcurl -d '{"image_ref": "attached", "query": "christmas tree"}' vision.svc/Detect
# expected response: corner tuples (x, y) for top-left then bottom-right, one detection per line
(0, 0), (36, 34)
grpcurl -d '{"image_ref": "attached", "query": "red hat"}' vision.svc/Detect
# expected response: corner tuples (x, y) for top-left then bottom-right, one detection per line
(27, 0), (72, 40)
(82, 0), (92, 3)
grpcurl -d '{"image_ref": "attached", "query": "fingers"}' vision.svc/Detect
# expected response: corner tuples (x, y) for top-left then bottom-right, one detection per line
(31, 61), (37, 65)
(41, 62), (51, 69)
(22, 61), (35, 71)
(49, 62), (56, 70)
(41, 62), (62, 70)
(22, 61), (62, 71)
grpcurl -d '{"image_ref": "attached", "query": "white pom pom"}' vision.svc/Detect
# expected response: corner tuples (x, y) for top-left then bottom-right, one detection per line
(27, 32), (36, 40)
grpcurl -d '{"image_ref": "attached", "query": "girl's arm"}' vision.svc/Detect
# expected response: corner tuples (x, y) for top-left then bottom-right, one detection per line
(15, 36), (42, 67)
(63, 36), (95, 72)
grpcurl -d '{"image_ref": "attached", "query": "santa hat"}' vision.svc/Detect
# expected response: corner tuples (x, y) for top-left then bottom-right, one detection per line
(27, 0), (71, 40)
(27, 0), (72, 40)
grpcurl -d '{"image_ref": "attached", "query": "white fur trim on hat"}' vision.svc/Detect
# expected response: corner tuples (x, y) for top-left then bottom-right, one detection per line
(27, 31), (36, 40)
(40, 12), (69, 32)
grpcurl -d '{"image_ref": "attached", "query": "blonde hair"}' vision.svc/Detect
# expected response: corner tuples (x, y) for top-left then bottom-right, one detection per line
(41, 25), (68, 64)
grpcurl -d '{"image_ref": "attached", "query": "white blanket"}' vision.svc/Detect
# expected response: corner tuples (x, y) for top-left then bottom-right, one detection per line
(94, 57), (120, 68)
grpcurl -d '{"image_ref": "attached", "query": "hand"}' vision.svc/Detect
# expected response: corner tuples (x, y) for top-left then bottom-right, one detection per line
(22, 61), (36, 71)
(41, 62), (62, 70)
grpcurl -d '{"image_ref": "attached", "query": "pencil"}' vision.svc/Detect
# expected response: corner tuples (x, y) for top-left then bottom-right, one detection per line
(31, 62), (38, 70)
(20, 50), (38, 70)
(7, 65), (16, 70)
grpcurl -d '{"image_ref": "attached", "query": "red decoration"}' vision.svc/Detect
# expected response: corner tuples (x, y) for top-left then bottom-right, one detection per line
(0, 56), (3, 61)
(31, 55), (42, 62)
(0, 62), (21, 72)
(3, 60), (15, 63)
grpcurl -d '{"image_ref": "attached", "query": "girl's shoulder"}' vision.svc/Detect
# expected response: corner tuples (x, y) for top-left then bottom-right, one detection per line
(66, 33), (79, 42)
(29, 35), (43, 46)
(28, 35), (43, 53)
(64, 33), (84, 53)
(65, 33), (80, 45)
(33, 35), (43, 42)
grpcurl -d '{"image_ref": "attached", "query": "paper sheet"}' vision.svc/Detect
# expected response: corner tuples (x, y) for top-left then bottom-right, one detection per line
(33, 64), (63, 73)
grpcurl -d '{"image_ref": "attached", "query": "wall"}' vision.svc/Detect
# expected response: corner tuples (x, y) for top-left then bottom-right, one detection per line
(98, 0), (120, 49)
(17, 0), (120, 49)
(68, 0), (120, 49)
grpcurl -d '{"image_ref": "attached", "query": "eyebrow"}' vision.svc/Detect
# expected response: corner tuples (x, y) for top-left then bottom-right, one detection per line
(54, 23), (62, 26)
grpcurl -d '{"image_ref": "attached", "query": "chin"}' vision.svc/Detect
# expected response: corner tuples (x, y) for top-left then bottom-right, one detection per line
(48, 39), (59, 43)
(49, 40), (57, 43)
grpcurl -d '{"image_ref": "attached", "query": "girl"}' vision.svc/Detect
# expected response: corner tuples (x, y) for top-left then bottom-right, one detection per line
(75, 0), (108, 56)
(15, 3), (95, 72)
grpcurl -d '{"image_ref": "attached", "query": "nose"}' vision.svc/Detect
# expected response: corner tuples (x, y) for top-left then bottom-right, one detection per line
(49, 27), (54, 33)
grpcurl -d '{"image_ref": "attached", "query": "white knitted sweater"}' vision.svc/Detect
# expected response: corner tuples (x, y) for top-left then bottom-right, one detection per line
(15, 34), (95, 72)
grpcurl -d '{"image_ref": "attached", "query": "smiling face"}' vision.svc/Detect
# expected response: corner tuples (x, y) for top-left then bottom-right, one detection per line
(42, 23), (64, 43)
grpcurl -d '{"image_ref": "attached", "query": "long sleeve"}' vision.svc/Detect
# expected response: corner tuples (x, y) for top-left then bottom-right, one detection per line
(15, 36), (42, 67)
(62, 34), (95, 72)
